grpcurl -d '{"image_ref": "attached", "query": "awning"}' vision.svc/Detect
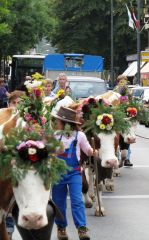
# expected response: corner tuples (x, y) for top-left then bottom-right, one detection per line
(141, 62), (149, 73)
(123, 61), (145, 77)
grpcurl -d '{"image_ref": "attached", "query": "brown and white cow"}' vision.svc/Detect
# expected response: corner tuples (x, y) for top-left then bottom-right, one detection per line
(0, 108), (53, 240)
(81, 131), (119, 216)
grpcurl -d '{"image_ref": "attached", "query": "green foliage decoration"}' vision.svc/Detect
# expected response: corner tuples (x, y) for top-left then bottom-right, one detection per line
(83, 102), (130, 135)
(0, 73), (69, 189)
(116, 96), (147, 123)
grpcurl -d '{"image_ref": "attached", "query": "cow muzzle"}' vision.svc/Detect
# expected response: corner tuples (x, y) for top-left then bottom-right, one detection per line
(125, 137), (136, 144)
(20, 212), (48, 229)
(105, 159), (119, 168)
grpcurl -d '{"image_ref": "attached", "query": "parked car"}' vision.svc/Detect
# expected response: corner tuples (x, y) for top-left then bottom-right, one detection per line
(53, 76), (107, 99)
(130, 86), (149, 127)
(130, 86), (149, 100)
(67, 76), (107, 99)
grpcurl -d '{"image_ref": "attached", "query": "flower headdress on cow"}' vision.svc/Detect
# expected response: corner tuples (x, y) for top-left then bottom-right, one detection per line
(82, 98), (130, 135)
(114, 77), (147, 123)
(0, 72), (68, 189)
(116, 97), (146, 123)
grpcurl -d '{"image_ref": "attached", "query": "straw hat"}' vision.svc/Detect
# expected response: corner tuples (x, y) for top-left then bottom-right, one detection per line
(52, 106), (81, 125)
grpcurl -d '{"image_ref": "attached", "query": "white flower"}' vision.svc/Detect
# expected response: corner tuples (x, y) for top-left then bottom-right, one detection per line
(28, 148), (37, 155)
(24, 80), (42, 89)
(97, 115), (103, 120)
(96, 119), (101, 126)
(106, 124), (112, 130)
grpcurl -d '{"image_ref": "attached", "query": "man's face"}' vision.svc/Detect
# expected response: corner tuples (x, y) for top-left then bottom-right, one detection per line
(9, 97), (20, 108)
(59, 76), (67, 87)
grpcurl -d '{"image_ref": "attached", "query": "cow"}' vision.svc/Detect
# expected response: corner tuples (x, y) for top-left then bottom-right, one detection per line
(0, 108), (61, 240)
(95, 91), (138, 173)
(69, 98), (120, 216)
(80, 131), (119, 216)
(95, 91), (121, 106)
(114, 121), (138, 175)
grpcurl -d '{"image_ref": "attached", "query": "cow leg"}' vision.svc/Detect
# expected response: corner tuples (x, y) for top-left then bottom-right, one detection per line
(104, 178), (114, 192)
(113, 167), (121, 177)
(0, 221), (10, 240)
(82, 168), (93, 208)
(83, 192), (93, 208)
(119, 149), (128, 167)
(113, 146), (122, 176)
(88, 167), (96, 202)
(101, 167), (114, 192)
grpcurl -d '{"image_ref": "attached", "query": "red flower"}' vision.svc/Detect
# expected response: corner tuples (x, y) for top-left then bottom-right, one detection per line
(33, 88), (41, 97)
(102, 116), (111, 125)
(127, 107), (137, 118)
(31, 119), (37, 124)
(29, 154), (39, 162)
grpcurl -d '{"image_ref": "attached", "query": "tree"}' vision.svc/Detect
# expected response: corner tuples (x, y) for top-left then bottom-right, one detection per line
(0, 0), (53, 58)
(0, 0), (12, 37)
(49, 0), (147, 72)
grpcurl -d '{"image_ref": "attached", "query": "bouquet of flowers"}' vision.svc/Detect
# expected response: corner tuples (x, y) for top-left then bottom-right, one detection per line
(96, 113), (114, 131)
(0, 73), (68, 189)
(82, 98), (130, 134)
(116, 96), (145, 123)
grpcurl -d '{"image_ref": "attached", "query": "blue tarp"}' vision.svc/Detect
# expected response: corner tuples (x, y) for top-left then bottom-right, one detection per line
(83, 55), (104, 72)
(43, 54), (104, 72)
(43, 54), (64, 71)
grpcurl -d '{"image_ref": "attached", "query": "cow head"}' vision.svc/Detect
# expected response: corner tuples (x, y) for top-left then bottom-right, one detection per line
(123, 121), (138, 144)
(97, 132), (119, 168)
(13, 169), (51, 229)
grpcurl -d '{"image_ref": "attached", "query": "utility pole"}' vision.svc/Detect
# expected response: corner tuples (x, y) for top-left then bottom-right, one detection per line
(144, 0), (149, 48)
(110, 0), (114, 88)
(137, 0), (141, 85)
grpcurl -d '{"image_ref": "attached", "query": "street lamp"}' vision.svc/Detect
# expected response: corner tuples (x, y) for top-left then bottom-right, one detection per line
(137, 0), (141, 85)
(110, 0), (114, 88)
(144, 0), (149, 48)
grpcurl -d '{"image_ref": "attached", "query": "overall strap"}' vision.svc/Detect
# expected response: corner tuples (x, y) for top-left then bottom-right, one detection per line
(74, 131), (78, 147)
(67, 131), (78, 159)
(59, 134), (63, 141)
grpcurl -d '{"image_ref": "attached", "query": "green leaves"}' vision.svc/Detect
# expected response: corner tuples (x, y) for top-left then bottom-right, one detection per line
(0, 0), (53, 57)
(0, 126), (68, 188)
(83, 102), (130, 135)
(49, 0), (147, 71)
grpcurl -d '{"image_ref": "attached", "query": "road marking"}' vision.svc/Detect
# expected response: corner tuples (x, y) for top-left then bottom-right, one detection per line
(102, 195), (149, 199)
(132, 165), (149, 168)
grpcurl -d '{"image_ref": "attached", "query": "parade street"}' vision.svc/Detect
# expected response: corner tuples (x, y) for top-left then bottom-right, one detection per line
(13, 124), (149, 240)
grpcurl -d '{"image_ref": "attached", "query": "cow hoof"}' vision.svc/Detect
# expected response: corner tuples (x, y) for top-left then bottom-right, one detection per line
(105, 185), (114, 192)
(113, 172), (121, 177)
(89, 194), (96, 202)
(113, 169), (121, 177)
(85, 202), (93, 208)
(94, 209), (105, 217)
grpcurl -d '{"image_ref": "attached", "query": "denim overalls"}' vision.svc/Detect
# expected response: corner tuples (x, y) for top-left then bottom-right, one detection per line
(52, 132), (87, 228)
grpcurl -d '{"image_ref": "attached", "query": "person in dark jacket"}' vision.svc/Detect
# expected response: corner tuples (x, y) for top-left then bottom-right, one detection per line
(0, 78), (10, 108)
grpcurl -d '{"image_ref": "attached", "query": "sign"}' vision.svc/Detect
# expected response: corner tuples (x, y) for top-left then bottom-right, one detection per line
(141, 51), (149, 62)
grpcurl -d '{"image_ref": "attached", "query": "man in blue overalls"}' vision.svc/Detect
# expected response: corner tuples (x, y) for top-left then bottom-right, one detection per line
(52, 106), (96, 240)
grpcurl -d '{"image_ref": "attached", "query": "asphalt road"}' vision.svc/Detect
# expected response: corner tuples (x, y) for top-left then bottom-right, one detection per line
(13, 124), (149, 240)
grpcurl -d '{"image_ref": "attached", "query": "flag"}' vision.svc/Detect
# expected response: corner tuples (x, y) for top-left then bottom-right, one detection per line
(125, 4), (134, 29)
(132, 11), (140, 30)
